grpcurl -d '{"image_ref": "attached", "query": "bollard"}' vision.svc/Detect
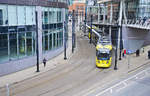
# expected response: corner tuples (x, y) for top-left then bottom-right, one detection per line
(148, 50), (150, 59)
(6, 84), (10, 96)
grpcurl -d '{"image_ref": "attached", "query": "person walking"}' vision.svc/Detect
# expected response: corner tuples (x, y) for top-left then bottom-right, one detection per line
(136, 49), (140, 57)
(43, 58), (47, 67)
(122, 49), (124, 57)
(124, 49), (126, 57)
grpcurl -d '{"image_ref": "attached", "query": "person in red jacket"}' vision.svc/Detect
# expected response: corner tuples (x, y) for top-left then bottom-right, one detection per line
(124, 49), (126, 57)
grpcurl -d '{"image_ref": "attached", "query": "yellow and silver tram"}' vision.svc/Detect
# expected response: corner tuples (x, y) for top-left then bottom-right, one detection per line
(96, 37), (112, 68)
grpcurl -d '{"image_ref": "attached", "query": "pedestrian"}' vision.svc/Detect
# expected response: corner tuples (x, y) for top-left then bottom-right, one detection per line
(136, 49), (140, 57)
(143, 16), (147, 25)
(122, 49), (124, 57)
(43, 58), (47, 67)
(124, 49), (126, 57)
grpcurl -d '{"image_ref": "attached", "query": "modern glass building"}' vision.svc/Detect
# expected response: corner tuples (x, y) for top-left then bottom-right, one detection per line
(125, 0), (150, 19)
(0, 0), (68, 76)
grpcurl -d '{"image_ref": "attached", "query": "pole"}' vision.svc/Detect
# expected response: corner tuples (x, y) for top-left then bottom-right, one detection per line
(90, 14), (93, 44)
(35, 11), (40, 72)
(64, 21), (67, 60)
(119, 20), (123, 60)
(84, 0), (87, 36)
(6, 84), (9, 96)
(98, 4), (100, 23)
(114, 25), (118, 70)
(72, 10), (75, 53)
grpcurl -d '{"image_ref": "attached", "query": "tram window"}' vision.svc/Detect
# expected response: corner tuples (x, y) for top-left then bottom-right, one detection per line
(0, 10), (3, 25)
(97, 53), (109, 60)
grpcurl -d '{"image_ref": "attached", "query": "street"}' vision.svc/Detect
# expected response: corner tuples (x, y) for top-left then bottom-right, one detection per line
(0, 28), (116, 96)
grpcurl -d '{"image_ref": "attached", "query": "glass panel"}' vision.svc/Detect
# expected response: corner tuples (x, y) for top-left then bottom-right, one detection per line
(42, 32), (45, 51)
(0, 9), (3, 25)
(49, 33), (52, 50)
(45, 31), (48, 51)
(17, 6), (25, 25)
(26, 32), (32, 56)
(9, 33), (17, 60)
(19, 33), (26, 58)
(44, 11), (48, 24)
(0, 34), (8, 63)
(57, 32), (59, 47)
(59, 31), (63, 47)
(26, 6), (33, 25)
(8, 5), (17, 26)
(49, 11), (52, 23)
(53, 33), (56, 48)
(32, 32), (36, 55)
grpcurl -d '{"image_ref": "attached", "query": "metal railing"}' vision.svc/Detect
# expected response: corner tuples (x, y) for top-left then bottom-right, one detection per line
(123, 19), (150, 29)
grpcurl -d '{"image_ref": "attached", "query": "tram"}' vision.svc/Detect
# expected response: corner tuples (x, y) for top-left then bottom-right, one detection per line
(86, 25), (102, 45)
(96, 36), (112, 68)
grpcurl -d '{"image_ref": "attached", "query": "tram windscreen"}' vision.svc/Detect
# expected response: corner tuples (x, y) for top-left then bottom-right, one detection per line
(97, 52), (109, 60)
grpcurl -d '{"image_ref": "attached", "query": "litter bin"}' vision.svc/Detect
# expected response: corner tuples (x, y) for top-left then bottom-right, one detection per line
(148, 50), (150, 59)
(136, 50), (140, 56)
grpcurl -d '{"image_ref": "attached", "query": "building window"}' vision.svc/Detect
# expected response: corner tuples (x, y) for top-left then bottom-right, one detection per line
(0, 34), (8, 62)
(0, 10), (3, 25)
(49, 33), (52, 50)
(9, 33), (17, 60)
(44, 31), (48, 51)
(26, 32), (33, 56)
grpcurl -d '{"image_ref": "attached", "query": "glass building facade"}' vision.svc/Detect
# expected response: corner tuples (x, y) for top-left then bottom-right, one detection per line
(42, 7), (64, 53)
(125, 0), (150, 19)
(0, 5), (67, 64)
(0, 5), (36, 63)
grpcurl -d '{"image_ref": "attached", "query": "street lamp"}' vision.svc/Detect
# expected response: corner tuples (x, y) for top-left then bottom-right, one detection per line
(72, 10), (75, 53)
(35, 11), (40, 72)
(84, 0), (87, 36)
(90, 13), (93, 44)
(64, 21), (67, 60)
(114, 24), (118, 70)
(119, 20), (123, 60)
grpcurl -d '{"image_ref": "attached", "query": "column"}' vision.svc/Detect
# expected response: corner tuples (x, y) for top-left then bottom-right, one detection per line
(36, 6), (43, 63)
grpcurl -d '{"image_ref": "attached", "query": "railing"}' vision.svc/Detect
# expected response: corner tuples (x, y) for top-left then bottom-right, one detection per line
(123, 19), (150, 29)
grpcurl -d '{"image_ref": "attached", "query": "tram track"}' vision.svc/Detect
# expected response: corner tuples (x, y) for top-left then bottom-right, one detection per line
(1, 30), (115, 96)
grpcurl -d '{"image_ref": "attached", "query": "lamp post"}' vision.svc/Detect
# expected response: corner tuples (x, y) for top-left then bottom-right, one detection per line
(72, 10), (75, 53)
(35, 11), (40, 72)
(114, 24), (118, 70)
(64, 21), (67, 60)
(90, 14), (93, 44)
(84, 0), (87, 36)
(119, 20), (123, 60)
